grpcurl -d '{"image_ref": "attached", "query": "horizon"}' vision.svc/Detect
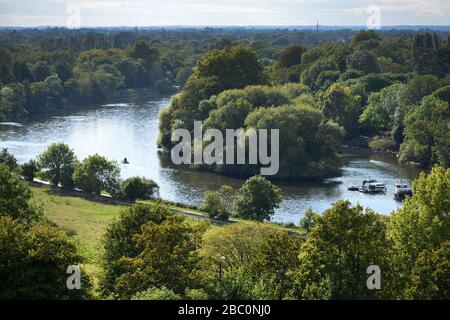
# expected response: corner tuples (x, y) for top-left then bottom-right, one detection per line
(0, 0), (449, 27)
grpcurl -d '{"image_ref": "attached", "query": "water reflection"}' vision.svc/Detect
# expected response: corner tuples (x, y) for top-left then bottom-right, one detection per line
(0, 93), (421, 224)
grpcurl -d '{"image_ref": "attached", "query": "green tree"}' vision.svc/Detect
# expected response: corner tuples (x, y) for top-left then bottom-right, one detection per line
(405, 241), (450, 300)
(0, 217), (91, 299)
(100, 202), (172, 296)
(293, 201), (388, 300)
(387, 166), (450, 298)
(399, 96), (450, 167)
(278, 45), (307, 68)
(127, 39), (160, 70)
(235, 176), (282, 222)
(73, 154), (120, 195)
(21, 159), (38, 182)
(244, 104), (343, 179)
(346, 50), (380, 74)
(0, 164), (41, 223)
(119, 176), (159, 201)
(38, 143), (77, 188)
(196, 45), (266, 90)
(200, 190), (223, 219)
(0, 148), (18, 170)
(359, 83), (406, 135)
(320, 82), (362, 136)
(114, 215), (207, 299)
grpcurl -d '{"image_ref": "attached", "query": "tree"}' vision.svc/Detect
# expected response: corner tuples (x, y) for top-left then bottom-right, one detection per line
(201, 222), (300, 300)
(119, 176), (159, 201)
(399, 96), (450, 167)
(73, 154), (120, 195)
(387, 166), (450, 298)
(0, 217), (91, 299)
(321, 82), (362, 136)
(406, 241), (450, 300)
(235, 176), (282, 222)
(346, 50), (380, 74)
(278, 45), (307, 68)
(38, 143), (77, 188)
(21, 159), (38, 181)
(251, 232), (302, 299)
(200, 191), (223, 219)
(0, 148), (18, 170)
(0, 164), (41, 223)
(359, 83), (405, 135)
(100, 202), (172, 296)
(293, 201), (388, 299)
(196, 45), (266, 90)
(244, 103), (343, 179)
(127, 40), (160, 70)
(113, 215), (207, 299)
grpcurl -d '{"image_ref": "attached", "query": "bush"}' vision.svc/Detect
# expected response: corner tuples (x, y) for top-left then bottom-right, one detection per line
(21, 160), (38, 181)
(119, 176), (159, 201)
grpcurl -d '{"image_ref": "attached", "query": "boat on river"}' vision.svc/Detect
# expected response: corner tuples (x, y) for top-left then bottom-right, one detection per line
(394, 183), (413, 201)
(348, 179), (387, 194)
(360, 182), (387, 194)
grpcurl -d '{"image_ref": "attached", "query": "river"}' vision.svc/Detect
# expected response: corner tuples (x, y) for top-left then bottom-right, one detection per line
(0, 92), (421, 224)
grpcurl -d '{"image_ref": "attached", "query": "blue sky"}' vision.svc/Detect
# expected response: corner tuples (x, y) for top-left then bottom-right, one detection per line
(0, 0), (449, 27)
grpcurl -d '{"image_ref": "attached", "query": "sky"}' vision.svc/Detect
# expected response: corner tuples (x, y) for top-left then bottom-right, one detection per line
(0, 0), (449, 27)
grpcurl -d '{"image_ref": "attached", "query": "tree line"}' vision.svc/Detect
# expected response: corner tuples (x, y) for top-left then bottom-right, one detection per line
(159, 30), (450, 176)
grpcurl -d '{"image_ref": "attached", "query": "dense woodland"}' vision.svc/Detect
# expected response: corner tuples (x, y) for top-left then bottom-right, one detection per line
(1, 27), (450, 300)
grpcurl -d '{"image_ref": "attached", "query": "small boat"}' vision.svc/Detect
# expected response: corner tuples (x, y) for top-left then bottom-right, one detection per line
(394, 183), (413, 201)
(348, 179), (378, 192)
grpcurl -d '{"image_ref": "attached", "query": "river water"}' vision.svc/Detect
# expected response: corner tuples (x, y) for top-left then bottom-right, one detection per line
(0, 92), (421, 224)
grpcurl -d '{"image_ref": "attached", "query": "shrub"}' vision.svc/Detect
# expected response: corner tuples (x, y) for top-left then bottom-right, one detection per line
(21, 160), (38, 181)
(119, 176), (159, 201)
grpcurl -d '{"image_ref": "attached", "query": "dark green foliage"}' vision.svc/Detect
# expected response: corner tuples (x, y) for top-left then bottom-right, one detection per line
(0, 148), (18, 170)
(21, 159), (38, 181)
(278, 45), (307, 68)
(0, 164), (42, 223)
(73, 154), (120, 196)
(100, 202), (173, 296)
(113, 215), (206, 298)
(293, 201), (388, 299)
(119, 176), (159, 201)
(235, 176), (282, 222)
(37, 143), (77, 188)
(0, 217), (91, 299)
(400, 96), (450, 167)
